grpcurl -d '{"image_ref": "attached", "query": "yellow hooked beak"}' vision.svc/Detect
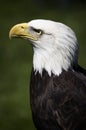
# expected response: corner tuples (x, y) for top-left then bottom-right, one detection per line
(9, 23), (37, 41)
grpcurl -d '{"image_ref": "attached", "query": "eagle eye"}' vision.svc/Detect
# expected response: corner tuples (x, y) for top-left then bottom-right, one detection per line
(31, 27), (42, 35)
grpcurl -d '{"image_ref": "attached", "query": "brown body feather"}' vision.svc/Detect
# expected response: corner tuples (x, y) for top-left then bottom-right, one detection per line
(30, 66), (86, 130)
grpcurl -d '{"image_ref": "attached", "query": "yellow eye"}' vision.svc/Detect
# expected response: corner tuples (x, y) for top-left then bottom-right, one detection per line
(32, 28), (42, 35)
(37, 30), (42, 35)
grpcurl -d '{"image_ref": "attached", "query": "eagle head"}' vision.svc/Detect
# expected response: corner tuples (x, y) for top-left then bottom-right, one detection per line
(9, 19), (78, 76)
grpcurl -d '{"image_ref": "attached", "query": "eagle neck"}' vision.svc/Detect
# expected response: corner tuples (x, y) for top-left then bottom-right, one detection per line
(33, 47), (72, 76)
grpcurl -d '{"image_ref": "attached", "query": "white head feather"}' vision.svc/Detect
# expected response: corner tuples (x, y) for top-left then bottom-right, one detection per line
(28, 19), (78, 76)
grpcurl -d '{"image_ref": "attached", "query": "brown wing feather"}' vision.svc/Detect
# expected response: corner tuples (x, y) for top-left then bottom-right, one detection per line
(53, 70), (86, 130)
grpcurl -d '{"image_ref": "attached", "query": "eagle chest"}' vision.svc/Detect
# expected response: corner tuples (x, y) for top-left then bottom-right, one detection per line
(30, 70), (54, 117)
(30, 70), (64, 130)
(30, 70), (64, 120)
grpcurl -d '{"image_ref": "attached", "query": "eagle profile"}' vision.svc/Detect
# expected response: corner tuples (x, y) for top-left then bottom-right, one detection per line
(9, 19), (86, 130)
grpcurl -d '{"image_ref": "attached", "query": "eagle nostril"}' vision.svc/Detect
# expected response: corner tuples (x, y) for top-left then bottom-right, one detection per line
(21, 26), (24, 29)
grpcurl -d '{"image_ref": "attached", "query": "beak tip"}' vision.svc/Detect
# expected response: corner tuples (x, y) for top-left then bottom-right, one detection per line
(9, 34), (11, 40)
(9, 32), (12, 40)
(9, 27), (13, 39)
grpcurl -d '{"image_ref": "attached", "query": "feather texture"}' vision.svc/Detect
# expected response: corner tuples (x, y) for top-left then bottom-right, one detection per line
(30, 67), (86, 130)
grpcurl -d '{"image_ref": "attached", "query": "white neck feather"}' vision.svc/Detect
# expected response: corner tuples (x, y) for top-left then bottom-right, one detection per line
(33, 47), (62, 76)
(33, 42), (78, 76)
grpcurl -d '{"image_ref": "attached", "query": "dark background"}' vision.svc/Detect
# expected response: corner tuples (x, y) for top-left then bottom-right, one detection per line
(0, 0), (86, 130)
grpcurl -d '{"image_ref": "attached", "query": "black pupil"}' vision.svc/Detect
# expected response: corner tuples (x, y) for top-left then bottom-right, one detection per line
(32, 28), (41, 33)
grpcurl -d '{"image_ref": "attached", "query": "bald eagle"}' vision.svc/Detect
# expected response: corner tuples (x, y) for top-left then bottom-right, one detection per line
(9, 19), (86, 130)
